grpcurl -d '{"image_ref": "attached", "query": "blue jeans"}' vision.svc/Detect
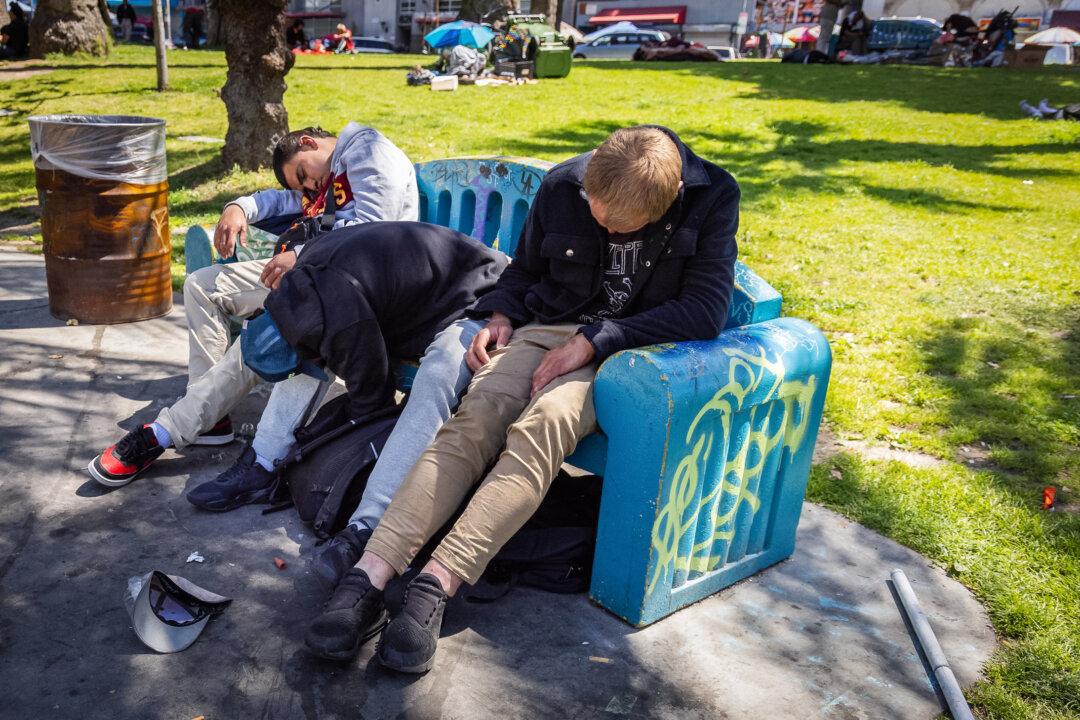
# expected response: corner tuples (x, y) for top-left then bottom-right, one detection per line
(250, 318), (485, 532)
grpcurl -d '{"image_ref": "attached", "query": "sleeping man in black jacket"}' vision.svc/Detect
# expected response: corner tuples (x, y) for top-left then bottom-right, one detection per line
(303, 125), (741, 672)
(88, 222), (507, 568)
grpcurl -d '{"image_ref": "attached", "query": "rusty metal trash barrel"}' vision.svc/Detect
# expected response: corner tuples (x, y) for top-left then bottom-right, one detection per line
(29, 115), (172, 324)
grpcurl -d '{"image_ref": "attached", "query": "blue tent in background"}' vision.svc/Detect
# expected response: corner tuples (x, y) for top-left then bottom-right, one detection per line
(423, 20), (495, 49)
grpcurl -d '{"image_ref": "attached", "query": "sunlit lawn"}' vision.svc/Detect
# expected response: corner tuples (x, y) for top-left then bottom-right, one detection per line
(1, 45), (1078, 719)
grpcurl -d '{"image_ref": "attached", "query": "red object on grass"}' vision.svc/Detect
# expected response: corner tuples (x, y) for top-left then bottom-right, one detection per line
(1043, 486), (1056, 510)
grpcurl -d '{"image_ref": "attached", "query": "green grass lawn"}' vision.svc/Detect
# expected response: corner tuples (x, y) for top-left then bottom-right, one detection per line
(1, 46), (1078, 718)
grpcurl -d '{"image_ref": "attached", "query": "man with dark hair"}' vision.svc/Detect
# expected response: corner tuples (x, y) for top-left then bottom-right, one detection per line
(87, 126), (418, 501)
(182, 124), (416, 445)
(87, 224), (505, 532)
(116, 0), (137, 42)
(285, 18), (307, 50)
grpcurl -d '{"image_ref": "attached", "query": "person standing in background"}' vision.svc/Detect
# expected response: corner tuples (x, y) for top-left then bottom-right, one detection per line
(1, 2), (28, 59)
(286, 18), (307, 50)
(116, 0), (137, 42)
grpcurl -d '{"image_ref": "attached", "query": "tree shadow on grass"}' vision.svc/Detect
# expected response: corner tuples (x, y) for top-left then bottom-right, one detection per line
(507, 117), (1058, 217)
(576, 60), (1080, 120)
(915, 302), (1080, 486)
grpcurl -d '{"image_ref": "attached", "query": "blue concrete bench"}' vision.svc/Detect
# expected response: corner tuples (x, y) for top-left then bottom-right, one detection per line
(184, 156), (832, 627)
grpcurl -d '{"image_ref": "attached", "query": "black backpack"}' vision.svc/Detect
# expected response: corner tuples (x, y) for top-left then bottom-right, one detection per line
(264, 393), (402, 539)
(464, 471), (604, 601)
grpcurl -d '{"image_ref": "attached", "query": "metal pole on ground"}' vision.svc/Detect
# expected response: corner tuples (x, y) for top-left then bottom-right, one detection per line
(890, 569), (976, 720)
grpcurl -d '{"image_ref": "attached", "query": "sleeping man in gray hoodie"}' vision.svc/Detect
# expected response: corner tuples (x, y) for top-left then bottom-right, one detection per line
(182, 123), (418, 446)
(86, 124), (425, 504)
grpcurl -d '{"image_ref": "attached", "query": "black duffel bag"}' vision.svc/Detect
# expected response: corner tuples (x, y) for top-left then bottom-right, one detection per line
(264, 393), (402, 539)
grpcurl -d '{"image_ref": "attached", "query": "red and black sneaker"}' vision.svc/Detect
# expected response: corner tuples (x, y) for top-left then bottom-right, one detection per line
(191, 415), (235, 446)
(87, 425), (165, 488)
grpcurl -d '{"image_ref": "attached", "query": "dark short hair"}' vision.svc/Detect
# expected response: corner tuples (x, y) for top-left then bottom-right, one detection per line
(272, 126), (334, 189)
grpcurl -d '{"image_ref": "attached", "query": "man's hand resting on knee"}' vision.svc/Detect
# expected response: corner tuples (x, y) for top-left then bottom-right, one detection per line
(466, 312), (513, 371)
(214, 204), (248, 259)
(530, 334), (595, 397)
(259, 251), (297, 290)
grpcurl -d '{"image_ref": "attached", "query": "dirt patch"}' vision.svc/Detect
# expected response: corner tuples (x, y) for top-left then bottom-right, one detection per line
(0, 67), (54, 82)
(0, 222), (39, 238)
(814, 424), (944, 469)
(957, 443), (993, 468)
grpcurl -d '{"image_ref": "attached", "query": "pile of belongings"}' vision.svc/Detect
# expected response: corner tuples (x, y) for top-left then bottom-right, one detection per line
(633, 37), (719, 62)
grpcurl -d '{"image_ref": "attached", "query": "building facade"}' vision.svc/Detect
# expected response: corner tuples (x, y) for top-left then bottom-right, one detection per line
(561, 0), (748, 44)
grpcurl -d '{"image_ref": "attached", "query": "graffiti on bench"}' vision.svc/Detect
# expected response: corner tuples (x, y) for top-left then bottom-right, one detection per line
(647, 329), (820, 595)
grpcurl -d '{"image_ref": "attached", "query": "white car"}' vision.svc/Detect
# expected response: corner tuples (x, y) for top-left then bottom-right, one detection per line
(709, 45), (741, 61)
(573, 30), (668, 60)
(351, 37), (396, 53)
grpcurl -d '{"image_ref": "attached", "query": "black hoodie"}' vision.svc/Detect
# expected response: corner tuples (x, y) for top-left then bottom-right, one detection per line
(471, 126), (740, 362)
(265, 222), (507, 418)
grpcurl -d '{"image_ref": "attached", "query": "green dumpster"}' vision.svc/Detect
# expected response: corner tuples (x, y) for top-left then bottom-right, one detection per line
(505, 13), (574, 78)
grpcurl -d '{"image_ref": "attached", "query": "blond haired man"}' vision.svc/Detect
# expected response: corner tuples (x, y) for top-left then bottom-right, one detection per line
(304, 126), (741, 670)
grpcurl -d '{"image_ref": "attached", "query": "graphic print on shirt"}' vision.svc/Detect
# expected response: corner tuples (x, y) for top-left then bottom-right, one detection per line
(580, 235), (644, 323)
(300, 172), (354, 218)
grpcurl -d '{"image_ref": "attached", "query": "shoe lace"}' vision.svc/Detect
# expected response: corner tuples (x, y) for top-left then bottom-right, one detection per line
(114, 428), (154, 463)
(403, 576), (446, 625)
(328, 571), (377, 611)
(215, 448), (257, 485)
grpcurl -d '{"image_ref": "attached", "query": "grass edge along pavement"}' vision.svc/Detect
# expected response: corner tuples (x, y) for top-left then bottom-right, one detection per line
(1, 46), (1078, 719)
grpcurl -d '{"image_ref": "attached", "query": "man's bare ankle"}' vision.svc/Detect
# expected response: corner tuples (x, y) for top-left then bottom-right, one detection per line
(421, 560), (463, 597)
(356, 551), (396, 591)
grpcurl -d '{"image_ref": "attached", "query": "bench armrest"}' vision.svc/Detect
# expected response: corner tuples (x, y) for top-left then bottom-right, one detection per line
(588, 317), (832, 626)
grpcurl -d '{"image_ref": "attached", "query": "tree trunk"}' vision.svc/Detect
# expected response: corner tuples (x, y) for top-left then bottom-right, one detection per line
(29, 0), (111, 58)
(533, 0), (558, 24)
(457, 0), (515, 23)
(152, 0), (168, 90)
(218, 0), (293, 171)
(203, 0), (225, 47)
(817, 0), (842, 54)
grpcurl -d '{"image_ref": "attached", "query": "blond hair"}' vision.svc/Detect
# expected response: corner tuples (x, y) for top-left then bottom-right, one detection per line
(583, 127), (682, 228)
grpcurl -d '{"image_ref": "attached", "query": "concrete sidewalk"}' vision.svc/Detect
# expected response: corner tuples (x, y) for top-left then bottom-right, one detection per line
(0, 249), (996, 720)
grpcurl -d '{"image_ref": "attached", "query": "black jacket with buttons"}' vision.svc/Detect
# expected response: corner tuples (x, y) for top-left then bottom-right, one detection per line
(470, 127), (740, 362)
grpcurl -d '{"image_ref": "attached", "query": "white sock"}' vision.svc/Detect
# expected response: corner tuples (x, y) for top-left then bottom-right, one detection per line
(254, 453), (275, 472)
(150, 422), (172, 448)
(1037, 98), (1057, 114)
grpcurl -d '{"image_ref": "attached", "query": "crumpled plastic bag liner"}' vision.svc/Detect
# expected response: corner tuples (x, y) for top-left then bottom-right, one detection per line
(28, 114), (167, 185)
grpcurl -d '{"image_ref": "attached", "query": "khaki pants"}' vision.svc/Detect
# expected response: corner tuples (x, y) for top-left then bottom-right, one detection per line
(366, 323), (598, 585)
(155, 339), (263, 449)
(182, 258), (270, 386)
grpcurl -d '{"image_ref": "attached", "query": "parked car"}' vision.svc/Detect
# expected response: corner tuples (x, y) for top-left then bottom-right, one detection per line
(708, 45), (741, 60)
(867, 16), (942, 51)
(573, 30), (668, 59)
(351, 36), (396, 53)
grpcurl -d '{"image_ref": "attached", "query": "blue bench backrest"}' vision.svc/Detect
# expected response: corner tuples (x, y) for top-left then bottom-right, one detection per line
(414, 157), (782, 329)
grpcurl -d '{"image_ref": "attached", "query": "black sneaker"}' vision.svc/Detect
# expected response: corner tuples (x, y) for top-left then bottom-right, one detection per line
(376, 573), (448, 674)
(185, 446), (275, 512)
(312, 526), (372, 592)
(88, 425), (165, 488)
(190, 415), (235, 446)
(304, 568), (389, 661)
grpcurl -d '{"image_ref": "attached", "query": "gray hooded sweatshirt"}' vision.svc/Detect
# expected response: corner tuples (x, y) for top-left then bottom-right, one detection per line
(228, 123), (418, 230)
